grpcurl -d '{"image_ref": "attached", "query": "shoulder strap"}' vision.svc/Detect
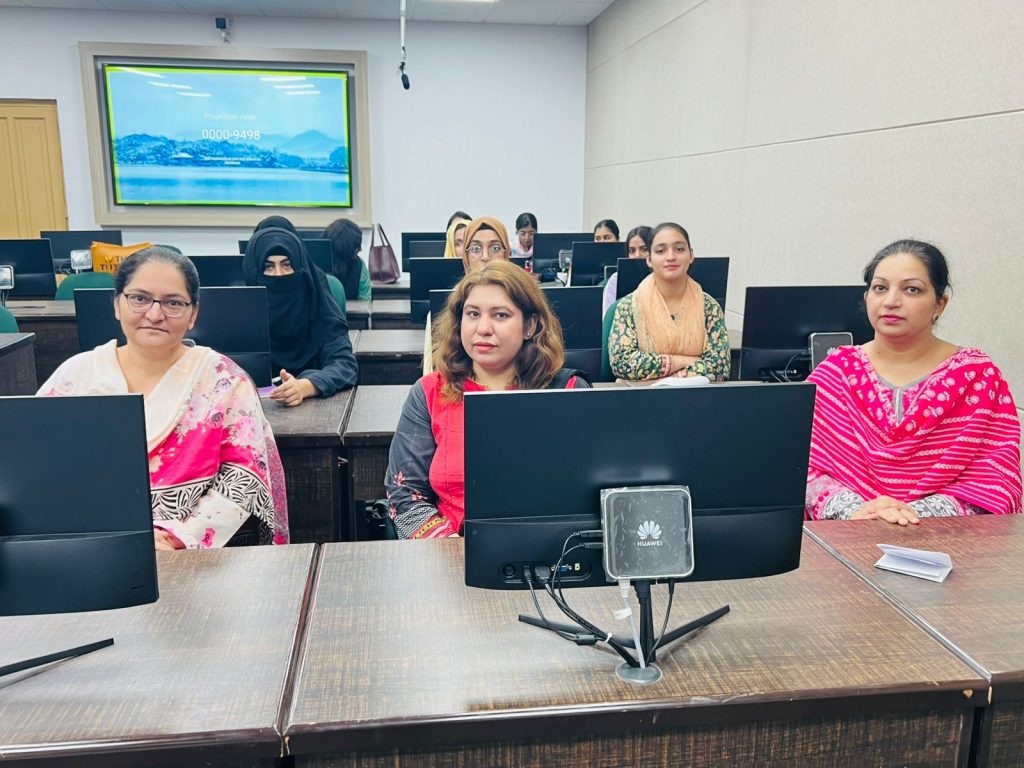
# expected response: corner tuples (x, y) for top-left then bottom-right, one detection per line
(547, 367), (589, 389)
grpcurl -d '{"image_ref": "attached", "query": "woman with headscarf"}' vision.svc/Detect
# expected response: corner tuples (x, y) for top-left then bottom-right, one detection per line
(423, 216), (513, 375)
(254, 214), (298, 234)
(443, 216), (471, 260)
(244, 227), (358, 405)
(323, 218), (372, 300)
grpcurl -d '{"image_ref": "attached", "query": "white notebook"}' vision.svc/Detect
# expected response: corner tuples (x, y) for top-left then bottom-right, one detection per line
(874, 544), (953, 583)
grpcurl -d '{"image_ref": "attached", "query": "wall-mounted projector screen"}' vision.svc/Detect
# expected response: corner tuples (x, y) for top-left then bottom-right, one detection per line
(104, 65), (352, 208)
(80, 43), (372, 227)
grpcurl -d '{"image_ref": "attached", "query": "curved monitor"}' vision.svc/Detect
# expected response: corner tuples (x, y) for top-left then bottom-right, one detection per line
(0, 394), (158, 616)
(464, 383), (816, 590)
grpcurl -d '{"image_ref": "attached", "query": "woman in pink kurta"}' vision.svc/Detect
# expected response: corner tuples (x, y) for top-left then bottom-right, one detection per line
(806, 240), (1021, 522)
(39, 247), (287, 548)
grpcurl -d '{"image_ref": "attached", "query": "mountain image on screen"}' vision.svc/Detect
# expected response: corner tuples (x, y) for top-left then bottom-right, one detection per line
(103, 64), (353, 207)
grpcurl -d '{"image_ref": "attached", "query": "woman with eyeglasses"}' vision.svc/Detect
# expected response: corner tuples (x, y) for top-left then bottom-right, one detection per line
(388, 260), (590, 539)
(38, 247), (289, 549)
(243, 227), (358, 406)
(602, 225), (653, 317)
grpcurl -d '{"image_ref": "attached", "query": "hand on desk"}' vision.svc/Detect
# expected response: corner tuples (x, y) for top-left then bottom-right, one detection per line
(268, 370), (319, 407)
(851, 496), (920, 526)
(154, 527), (186, 550)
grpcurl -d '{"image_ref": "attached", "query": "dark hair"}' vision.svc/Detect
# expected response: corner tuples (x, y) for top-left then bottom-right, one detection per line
(114, 247), (200, 305)
(515, 212), (538, 231)
(650, 222), (691, 248)
(593, 219), (620, 239)
(625, 225), (653, 249)
(863, 239), (951, 298)
(447, 210), (471, 229)
(323, 218), (362, 263)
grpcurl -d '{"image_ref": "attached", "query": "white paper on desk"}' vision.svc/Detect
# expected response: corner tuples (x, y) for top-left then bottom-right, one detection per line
(649, 375), (710, 388)
(874, 544), (953, 582)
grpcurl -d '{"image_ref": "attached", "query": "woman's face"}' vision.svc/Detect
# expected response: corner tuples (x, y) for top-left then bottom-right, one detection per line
(626, 235), (649, 259)
(460, 283), (533, 379)
(516, 226), (536, 251)
(454, 225), (468, 262)
(647, 228), (693, 283)
(263, 253), (295, 276)
(594, 226), (617, 242)
(465, 228), (509, 270)
(114, 261), (197, 353)
(865, 252), (946, 341)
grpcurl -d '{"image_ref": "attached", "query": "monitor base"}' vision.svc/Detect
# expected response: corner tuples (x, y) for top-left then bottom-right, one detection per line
(0, 637), (113, 680)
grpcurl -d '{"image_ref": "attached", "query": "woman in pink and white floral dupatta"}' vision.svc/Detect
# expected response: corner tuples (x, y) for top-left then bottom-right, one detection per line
(806, 240), (1021, 522)
(39, 247), (288, 548)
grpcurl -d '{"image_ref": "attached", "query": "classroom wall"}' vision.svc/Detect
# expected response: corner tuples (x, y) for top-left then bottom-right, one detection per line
(0, 7), (586, 256)
(584, 0), (1024, 418)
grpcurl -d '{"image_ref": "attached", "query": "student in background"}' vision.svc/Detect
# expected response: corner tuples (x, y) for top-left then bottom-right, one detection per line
(593, 218), (620, 242)
(607, 222), (729, 382)
(602, 225), (652, 317)
(806, 239), (1021, 522)
(244, 227), (357, 405)
(447, 210), (471, 230)
(38, 247), (288, 548)
(254, 214), (298, 234)
(389, 260), (590, 539)
(510, 212), (538, 261)
(323, 218), (372, 300)
(442, 216), (471, 259)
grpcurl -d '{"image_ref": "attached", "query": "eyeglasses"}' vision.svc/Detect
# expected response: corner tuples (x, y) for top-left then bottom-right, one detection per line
(122, 293), (192, 318)
(466, 244), (507, 256)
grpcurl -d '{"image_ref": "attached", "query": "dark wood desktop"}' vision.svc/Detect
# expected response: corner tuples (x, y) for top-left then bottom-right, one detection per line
(371, 272), (410, 299)
(805, 515), (1024, 768)
(368, 299), (415, 330)
(353, 329), (423, 385)
(264, 389), (355, 543)
(341, 384), (408, 513)
(5, 300), (77, 383)
(0, 545), (317, 768)
(0, 332), (37, 395)
(282, 539), (985, 767)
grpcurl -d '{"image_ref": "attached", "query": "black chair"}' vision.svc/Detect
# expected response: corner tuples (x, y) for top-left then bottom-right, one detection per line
(74, 286), (273, 386)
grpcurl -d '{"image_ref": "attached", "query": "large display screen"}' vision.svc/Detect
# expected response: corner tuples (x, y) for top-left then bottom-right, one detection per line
(102, 64), (351, 208)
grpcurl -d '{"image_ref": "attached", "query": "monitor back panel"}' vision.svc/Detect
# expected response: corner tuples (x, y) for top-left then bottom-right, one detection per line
(0, 239), (58, 298)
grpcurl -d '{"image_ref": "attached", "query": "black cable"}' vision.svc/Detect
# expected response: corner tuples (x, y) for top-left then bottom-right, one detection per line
(524, 568), (584, 643)
(645, 581), (675, 665)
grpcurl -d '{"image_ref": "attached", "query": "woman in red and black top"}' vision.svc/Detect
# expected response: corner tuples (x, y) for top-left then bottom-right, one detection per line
(386, 259), (590, 539)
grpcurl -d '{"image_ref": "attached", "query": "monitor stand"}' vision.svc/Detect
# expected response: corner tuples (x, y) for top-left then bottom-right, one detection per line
(520, 580), (729, 684)
(0, 638), (113, 680)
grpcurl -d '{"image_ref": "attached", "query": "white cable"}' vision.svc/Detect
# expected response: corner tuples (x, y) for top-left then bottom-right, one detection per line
(617, 579), (645, 669)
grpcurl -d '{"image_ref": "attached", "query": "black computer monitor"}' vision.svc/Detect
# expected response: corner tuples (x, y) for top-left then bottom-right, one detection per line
(409, 258), (465, 324)
(569, 242), (627, 286)
(401, 231), (446, 271)
(0, 239), (57, 298)
(190, 255), (245, 287)
(464, 382), (815, 590)
(74, 287), (273, 386)
(40, 229), (122, 273)
(238, 238), (333, 275)
(408, 240), (446, 259)
(541, 286), (603, 380)
(615, 257), (730, 310)
(739, 286), (873, 382)
(532, 233), (593, 275)
(0, 393), (158, 617)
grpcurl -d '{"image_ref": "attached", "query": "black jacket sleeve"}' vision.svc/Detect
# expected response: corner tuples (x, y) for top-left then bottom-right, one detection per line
(300, 327), (359, 396)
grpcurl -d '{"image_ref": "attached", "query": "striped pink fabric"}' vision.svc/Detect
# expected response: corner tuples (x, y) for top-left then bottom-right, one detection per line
(807, 346), (1022, 516)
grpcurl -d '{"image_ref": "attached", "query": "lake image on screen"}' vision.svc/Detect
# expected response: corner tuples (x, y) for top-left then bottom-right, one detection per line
(104, 65), (352, 207)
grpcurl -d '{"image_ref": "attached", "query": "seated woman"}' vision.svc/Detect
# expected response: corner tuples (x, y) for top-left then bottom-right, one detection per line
(807, 239), (1021, 523)
(593, 218), (620, 242)
(38, 248), (288, 549)
(244, 227), (358, 405)
(602, 225), (652, 317)
(510, 212), (537, 261)
(323, 218), (372, 300)
(254, 214), (297, 234)
(389, 259), (590, 539)
(442, 215), (470, 259)
(608, 222), (729, 382)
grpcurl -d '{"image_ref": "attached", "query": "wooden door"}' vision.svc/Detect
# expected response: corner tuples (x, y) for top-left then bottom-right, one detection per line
(0, 101), (69, 238)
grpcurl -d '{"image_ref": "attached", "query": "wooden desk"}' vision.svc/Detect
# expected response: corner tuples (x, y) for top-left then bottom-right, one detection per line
(354, 329), (424, 385)
(341, 385), (408, 515)
(806, 516), (1024, 768)
(346, 300), (371, 330)
(264, 389), (355, 543)
(371, 272), (410, 299)
(6, 300), (77, 384)
(0, 545), (316, 768)
(0, 332), (37, 395)
(369, 298), (415, 330)
(283, 539), (985, 766)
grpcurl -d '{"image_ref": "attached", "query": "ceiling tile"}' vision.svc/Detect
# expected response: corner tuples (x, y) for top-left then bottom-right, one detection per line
(97, 0), (184, 10)
(484, 1), (564, 25)
(411, 1), (491, 24)
(258, 0), (339, 18)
